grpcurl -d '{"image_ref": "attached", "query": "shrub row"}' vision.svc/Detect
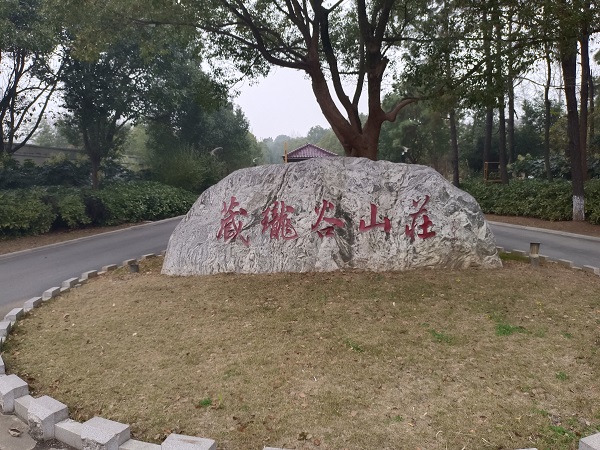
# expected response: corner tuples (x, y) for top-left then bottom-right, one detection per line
(0, 181), (197, 238)
(0, 157), (140, 190)
(461, 179), (600, 225)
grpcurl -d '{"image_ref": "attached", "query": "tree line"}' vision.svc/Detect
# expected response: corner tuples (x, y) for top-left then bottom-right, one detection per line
(1, 0), (599, 219)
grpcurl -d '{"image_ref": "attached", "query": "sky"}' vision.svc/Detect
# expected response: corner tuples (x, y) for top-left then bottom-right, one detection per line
(234, 68), (331, 141)
(235, 47), (600, 142)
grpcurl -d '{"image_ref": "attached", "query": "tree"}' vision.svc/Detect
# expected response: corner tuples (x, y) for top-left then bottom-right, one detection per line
(60, 38), (149, 188)
(0, 0), (61, 155)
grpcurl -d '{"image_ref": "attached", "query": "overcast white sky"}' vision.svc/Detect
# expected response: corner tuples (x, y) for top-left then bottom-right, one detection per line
(234, 46), (600, 142)
(234, 68), (332, 140)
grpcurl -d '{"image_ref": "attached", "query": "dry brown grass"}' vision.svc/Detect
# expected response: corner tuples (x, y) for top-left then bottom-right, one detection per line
(3, 258), (600, 450)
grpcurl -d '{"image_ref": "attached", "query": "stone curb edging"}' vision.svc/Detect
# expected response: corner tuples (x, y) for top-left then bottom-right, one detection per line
(497, 246), (600, 278)
(0, 251), (598, 450)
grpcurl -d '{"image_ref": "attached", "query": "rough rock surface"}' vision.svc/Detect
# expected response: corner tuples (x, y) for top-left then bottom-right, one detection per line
(162, 158), (501, 275)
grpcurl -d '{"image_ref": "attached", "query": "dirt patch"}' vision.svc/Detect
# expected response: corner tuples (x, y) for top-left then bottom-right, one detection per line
(4, 258), (600, 450)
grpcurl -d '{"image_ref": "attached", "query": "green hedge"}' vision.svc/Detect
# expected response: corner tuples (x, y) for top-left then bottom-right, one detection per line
(0, 182), (197, 238)
(461, 179), (600, 225)
(84, 181), (198, 226)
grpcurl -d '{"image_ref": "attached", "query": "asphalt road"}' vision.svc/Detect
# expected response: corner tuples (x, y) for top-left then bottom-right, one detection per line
(1, 217), (599, 318)
(488, 221), (600, 268)
(0, 217), (182, 317)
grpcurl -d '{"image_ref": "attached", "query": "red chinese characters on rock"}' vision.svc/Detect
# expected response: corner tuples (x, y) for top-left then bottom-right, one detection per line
(359, 203), (391, 234)
(405, 195), (436, 241)
(216, 196), (250, 247)
(311, 200), (345, 238)
(261, 201), (298, 240)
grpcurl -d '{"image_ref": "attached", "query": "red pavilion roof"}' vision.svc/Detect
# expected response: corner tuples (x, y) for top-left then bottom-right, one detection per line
(285, 144), (339, 161)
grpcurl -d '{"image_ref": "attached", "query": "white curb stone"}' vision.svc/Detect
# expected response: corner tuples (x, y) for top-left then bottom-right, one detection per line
(24, 296), (42, 312)
(81, 270), (98, 281)
(582, 265), (600, 275)
(511, 249), (527, 257)
(580, 432), (600, 450)
(14, 394), (34, 421)
(102, 264), (118, 272)
(161, 433), (216, 450)
(120, 439), (161, 449)
(557, 259), (574, 268)
(0, 374), (29, 413)
(42, 287), (61, 301)
(141, 254), (156, 260)
(56, 419), (83, 450)
(81, 416), (131, 450)
(28, 395), (69, 440)
(62, 277), (80, 289)
(122, 259), (136, 267)
(4, 307), (24, 323)
(0, 321), (12, 337)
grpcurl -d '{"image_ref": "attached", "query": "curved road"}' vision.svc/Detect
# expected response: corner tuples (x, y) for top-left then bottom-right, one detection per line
(0, 217), (181, 317)
(1, 217), (599, 318)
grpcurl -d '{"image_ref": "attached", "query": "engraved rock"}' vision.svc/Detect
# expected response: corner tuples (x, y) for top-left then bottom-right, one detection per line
(163, 158), (501, 275)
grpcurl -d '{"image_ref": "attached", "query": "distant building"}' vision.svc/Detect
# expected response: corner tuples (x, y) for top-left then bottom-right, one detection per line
(283, 143), (339, 163)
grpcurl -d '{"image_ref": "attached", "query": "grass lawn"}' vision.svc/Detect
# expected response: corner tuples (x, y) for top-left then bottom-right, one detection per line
(3, 257), (600, 450)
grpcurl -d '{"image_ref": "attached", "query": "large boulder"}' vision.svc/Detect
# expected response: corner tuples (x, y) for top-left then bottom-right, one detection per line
(162, 158), (501, 275)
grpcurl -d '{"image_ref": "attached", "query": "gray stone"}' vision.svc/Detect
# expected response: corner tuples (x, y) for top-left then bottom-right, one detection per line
(81, 270), (98, 281)
(42, 287), (61, 301)
(557, 259), (574, 268)
(28, 395), (69, 440)
(0, 374), (29, 413)
(55, 419), (83, 450)
(60, 286), (71, 294)
(4, 307), (24, 323)
(120, 439), (161, 450)
(62, 277), (80, 289)
(141, 254), (156, 260)
(24, 297), (42, 312)
(163, 158), (501, 275)
(0, 355), (4, 375)
(102, 264), (118, 272)
(15, 394), (34, 421)
(582, 265), (600, 275)
(580, 432), (600, 450)
(0, 321), (12, 337)
(161, 434), (216, 450)
(122, 259), (136, 267)
(81, 416), (130, 450)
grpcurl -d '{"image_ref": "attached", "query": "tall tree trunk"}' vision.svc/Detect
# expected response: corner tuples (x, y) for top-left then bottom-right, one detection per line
(544, 48), (553, 181)
(579, 31), (590, 179)
(482, 11), (493, 170)
(493, 4), (508, 183)
(497, 101), (509, 184)
(449, 108), (460, 187)
(590, 70), (595, 154)
(507, 81), (516, 164)
(559, 41), (585, 221)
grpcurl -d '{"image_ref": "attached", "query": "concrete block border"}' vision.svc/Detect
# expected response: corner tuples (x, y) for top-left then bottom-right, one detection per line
(497, 247), (600, 278)
(2, 250), (599, 450)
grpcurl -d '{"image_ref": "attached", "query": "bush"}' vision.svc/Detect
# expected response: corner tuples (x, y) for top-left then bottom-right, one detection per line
(84, 181), (197, 226)
(462, 179), (600, 224)
(147, 146), (224, 193)
(1, 181), (196, 238)
(0, 189), (55, 237)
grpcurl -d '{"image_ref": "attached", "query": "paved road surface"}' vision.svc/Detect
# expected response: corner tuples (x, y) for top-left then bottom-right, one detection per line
(2, 217), (599, 318)
(0, 217), (182, 317)
(488, 221), (600, 268)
